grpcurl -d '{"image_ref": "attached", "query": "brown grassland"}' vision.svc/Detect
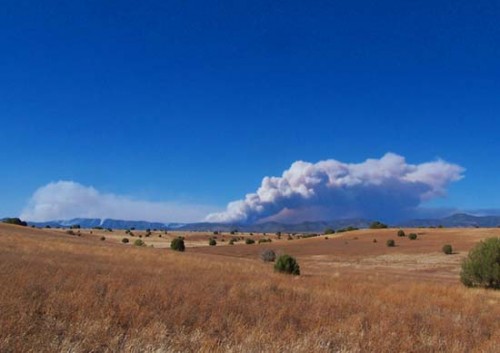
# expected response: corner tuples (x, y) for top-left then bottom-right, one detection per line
(0, 223), (499, 352)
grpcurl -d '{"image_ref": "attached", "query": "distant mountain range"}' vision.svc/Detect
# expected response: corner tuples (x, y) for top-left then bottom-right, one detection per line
(22, 213), (500, 232)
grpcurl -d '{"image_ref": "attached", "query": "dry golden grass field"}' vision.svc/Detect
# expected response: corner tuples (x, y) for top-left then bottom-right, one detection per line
(0, 223), (499, 352)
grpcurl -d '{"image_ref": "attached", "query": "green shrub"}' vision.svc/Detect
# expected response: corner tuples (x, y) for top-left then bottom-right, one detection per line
(460, 237), (499, 289)
(208, 238), (217, 246)
(245, 238), (255, 245)
(258, 238), (272, 244)
(260, 249), (276, 262)
(100, 236), (106, 241)
(397, 229), (406, 237)
(274, 254), (300, 275)
(134, 239), (145, 246)
(442, 244), (453, 255)
(170, 237), (185, 252)
(408, 233), (417, 240)
(121, 238), (129, 244)
(386, 239), (395, 247)
(66, 230), (75, 236)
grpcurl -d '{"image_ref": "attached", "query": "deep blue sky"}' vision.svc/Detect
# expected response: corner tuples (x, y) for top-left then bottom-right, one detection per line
(1, 0), (499, 220)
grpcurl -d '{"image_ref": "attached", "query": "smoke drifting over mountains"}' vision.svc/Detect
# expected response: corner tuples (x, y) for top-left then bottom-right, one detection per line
(205, 153), (464, 224)
(21, 181), (216, 223)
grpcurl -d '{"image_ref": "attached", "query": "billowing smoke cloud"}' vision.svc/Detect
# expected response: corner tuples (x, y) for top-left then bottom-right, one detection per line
(21, 181), (218, 222)
(205, 153), (465, 223)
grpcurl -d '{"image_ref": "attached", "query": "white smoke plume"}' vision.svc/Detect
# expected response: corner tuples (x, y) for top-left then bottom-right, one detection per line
(21, 181), (217, 223)
(205, 153), (464, 223)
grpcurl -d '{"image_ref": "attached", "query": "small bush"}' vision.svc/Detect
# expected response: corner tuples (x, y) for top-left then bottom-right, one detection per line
(324, 228), (335, 235)
(460, 237), (500, 289)
(373, 239), (377, 243)
(260, 249), (276, 262)
(170, 237), (185, 252)
(121, 238), (129, 244)
(100, 236), (106, 241)
(134, 239), (145, 246)
(442, 244), (453, 255)
(245, 238), (255, 245)
(386, 239), (395, 247)
(397, 229), (406, 237)
(228, 239), (235, 245)
(258, 238), (272, 244)
(208, 238), (217, 246)
(408, 233), (417, 240)
(66, 230), (75, 236)
(274, 254), (300, 275)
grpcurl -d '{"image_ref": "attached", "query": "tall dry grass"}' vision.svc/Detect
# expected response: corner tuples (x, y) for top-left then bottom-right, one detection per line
(0, 224), (498, 352)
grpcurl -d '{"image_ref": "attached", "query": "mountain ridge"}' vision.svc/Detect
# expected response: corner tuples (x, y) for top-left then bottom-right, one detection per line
(21, 213), (500, 232)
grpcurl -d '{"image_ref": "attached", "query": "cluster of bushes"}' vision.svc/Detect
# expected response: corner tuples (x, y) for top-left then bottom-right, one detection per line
(297, 233), (320, 239)
(258, 238), (272, 244)
(2, 218), (28, 227)
(336, 226), (359, 233)
(369, 221), (388, 229)
(260, 249), (300, 275)
(397, 229), (416, 240)
(324, 228), (335, 235)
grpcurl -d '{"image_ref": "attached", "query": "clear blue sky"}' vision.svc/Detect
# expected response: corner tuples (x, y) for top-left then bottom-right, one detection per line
(1, 0), (499, 221)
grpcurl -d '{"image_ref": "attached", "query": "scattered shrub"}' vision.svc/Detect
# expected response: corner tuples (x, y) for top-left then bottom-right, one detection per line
(170, 237), (185, 252)
(386, 239), (395, 247)
(228, 239), (235, 245)
(408, 233), (417, 240)
(100, 236), (106, 241)
(373, 239), (377, 243)
(274, 254), (300, 275)
(134, 239), (145, 246)
(324, 228), (335, 235)
(245, 238), (255, 245)
(66, 230), (75, 236)
(460, 237), (499, 289)
(260, 249), (276, 262)
(209, 238), (217, 246)
(442, 244), (453, 255)
(121, 238), (129, 244)
(397, 229), (406, 237)
(258, 238), (272, 244)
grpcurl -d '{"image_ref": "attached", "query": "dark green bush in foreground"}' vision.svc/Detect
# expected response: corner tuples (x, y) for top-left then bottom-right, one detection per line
(460, 237), (499, 289)
(274, 254), (300, 275)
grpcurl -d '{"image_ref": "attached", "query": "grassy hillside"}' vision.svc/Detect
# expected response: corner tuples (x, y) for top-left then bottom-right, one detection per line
(0, 223), (498, 352)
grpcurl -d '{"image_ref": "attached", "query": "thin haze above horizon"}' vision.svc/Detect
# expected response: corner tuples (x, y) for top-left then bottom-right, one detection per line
(1, 1), (499, 223)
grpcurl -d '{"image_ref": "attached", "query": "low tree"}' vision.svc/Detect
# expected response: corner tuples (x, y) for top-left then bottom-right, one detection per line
(460, 237), (499, 289)
(397, 229), (406, 237)
(170, 237), (185, 252)
(274, 254), (300, 275)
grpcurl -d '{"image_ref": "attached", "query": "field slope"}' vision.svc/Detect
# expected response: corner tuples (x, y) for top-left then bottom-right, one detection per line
(0, 223), (498, 352)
